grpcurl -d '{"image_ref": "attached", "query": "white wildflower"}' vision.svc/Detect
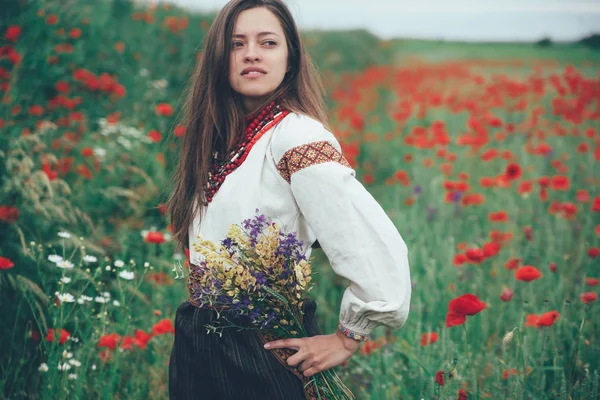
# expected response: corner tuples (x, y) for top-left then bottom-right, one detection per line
(62, 350), (73, 359)
(68, 359), (81, 367)
(92, 364), (97, 370)
(94, 296), (108, 304)
(48, 254), (63, 264)
(38, 363), (49, 372)
(144, 262), (150, 268)
(105, 265), (111, 271)
(60, 277), (72, 284)
(58, 231), (72, 239)
(83, 255), (97, 263)
(57, 260), (74, 270)
(68, 373), (78, 380)
(119, 270), (135, 280)
(57, 293), (75, 303)
(114, 260), (125, 268)
(93, 147), (106, 158)
(102, 292), (111, 298)
(57, 362), (72, 371)
(112, 300), (121, 307)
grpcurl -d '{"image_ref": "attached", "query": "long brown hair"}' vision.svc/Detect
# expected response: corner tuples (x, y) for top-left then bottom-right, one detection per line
(166, 0), (329, 253)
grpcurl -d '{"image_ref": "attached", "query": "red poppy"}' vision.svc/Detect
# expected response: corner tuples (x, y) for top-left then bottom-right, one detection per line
(593, 196), (600, 212)
(465, 248), (485, 264)
(585, 277), (599, 286)
(0, 256), (15, 269)
(46, 328), (70, 344)
(489, 211), (509, 222)
(174, 125), (185, 137)
(152, 319), (174, 335)
(505, 163), (522, 180)
(420, 332), (439, 346)
(134, 329), (153, 349)
(500, 287), (513, 302)
(155, 103), (173, 117)
(517, 180), (533, 195)
(120, 336), (135, 351)
(523, 226), (533, 241)
(435, 370), (445, 386)
(550, 176), (570, 191)
(4, 25), (21, 42)
(504, 257), (521, 270)
(536, 311), (560, 327)
(145, 231), (166, 244)
(148, 130), (162, 143)
(580, 292), (597, 304)
(97, 333), (122, 350)
(446, 294), (486, 328)
(549, 262), (557, 273)
(588, 247), (599, 258)
(458, 389), (468, 400)
(515, 266), (542, 282)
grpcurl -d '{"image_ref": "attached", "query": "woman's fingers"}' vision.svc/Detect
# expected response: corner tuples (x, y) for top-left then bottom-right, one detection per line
(264, 338), (303, 350)
(286, 350), (306, 367)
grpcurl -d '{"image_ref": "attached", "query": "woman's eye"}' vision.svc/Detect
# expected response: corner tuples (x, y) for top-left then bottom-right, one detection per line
(264, 40), (277, 46)
(232, 42), (243, 48)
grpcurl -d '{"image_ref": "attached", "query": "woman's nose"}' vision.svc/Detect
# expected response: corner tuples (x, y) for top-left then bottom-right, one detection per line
(244, 44), (260, 62)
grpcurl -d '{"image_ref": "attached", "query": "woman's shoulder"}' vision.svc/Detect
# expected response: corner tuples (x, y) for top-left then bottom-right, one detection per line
(271, 111), (338, 161)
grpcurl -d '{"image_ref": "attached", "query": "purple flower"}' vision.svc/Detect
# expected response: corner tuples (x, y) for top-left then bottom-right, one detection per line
(450, 191), (463, 203)
(413, 185), (422, 195)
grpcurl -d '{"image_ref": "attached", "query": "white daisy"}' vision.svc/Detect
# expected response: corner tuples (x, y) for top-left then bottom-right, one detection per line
(91, 364), (97, 370)
(114, 260), (125, 268)
(48, 254), (63, 264)
(102, 291), (111, 298)
(144, 262), (150, 268)
(38, 363), (49, 372)
(57, 260), (74, 269)
(60, 277), (72, 284)
(62, 350), (73, 359)
(83, 255), (97, 263)
(112, 300), (121, 307)
(118, 270), (134, 280)
(105, 265), (111, 271)
(94, 296), (108, 304)
(68, 373), (78, 380)
(57, 293), (75, 303)
(58, 231), (72, 239)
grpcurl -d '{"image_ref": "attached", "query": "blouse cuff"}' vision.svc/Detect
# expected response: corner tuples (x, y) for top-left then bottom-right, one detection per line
(338, 321), (370, 342)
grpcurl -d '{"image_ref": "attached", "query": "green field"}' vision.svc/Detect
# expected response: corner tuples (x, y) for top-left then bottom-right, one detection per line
(1, 0), (599, 399)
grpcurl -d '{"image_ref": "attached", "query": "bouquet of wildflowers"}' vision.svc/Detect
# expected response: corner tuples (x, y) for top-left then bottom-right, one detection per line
(189, 211), (354, 399)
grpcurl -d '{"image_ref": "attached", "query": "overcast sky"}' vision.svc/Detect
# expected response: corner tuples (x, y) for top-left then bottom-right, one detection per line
(154, 0), (600, 42)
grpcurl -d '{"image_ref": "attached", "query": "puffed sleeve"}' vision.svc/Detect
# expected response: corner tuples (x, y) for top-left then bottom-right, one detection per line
(270, 113), (411, 339)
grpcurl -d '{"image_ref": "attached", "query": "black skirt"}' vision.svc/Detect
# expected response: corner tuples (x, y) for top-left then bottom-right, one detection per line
(168, 299), (322, 400)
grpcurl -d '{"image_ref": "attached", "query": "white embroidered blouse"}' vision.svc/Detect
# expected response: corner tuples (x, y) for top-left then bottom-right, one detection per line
(189, 111), (412, 338)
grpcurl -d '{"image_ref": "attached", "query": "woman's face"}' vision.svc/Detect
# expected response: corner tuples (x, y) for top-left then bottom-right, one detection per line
(228, 7), (289, 113)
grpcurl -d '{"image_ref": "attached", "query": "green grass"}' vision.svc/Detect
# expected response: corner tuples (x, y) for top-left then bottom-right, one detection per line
(1, 0), (599, 399)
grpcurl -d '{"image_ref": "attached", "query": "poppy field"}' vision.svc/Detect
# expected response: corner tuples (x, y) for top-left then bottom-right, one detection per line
(1, 1), (599, 399)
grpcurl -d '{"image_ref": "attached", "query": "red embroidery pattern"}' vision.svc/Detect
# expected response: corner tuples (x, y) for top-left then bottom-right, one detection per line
(276, 140), (351, 183)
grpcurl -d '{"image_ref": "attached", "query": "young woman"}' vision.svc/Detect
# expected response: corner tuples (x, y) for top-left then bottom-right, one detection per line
(166, 1), (412, 399)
